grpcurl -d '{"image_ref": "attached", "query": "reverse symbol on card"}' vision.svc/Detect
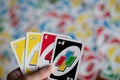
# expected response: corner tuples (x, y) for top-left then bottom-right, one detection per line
(56, 50), (76, 72)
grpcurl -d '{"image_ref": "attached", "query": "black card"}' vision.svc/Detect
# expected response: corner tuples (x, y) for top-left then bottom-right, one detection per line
(50, 37), (83, 80)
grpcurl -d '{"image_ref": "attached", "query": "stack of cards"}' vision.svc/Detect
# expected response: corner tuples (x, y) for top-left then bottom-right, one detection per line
(11, 32), (83, 80)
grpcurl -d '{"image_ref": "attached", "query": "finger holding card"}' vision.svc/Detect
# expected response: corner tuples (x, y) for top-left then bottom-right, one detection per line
(25, 32), (42, 74)
(10, 38), (25, 74)
(50, 37), (83, 80)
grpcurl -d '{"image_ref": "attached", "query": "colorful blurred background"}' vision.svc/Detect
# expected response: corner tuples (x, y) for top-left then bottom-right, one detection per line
(0, 0), (120, 80)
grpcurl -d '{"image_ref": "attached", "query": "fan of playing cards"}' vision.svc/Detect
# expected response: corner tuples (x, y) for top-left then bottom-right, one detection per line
(10, 32), (83, 80)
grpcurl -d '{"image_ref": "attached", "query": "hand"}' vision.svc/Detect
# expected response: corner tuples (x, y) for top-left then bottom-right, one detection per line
(7, 65), (54, 80)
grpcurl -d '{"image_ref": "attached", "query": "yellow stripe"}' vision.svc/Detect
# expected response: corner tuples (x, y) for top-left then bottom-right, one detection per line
(58, 61), (66, 71)
(29, 51), (38, 65)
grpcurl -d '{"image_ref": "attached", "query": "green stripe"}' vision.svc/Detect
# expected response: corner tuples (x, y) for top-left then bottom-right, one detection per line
(66, 56), (76, 67)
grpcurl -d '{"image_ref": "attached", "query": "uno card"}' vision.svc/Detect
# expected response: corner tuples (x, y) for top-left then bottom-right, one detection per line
(50, 37), (83, 80)
(100, 58), (119, 80)
(78, 46), (100, 80)
(25, 32), (42, 74)
(106, 37), (120, 74)
(37, 32), (70, 68)
(10, 37), (25, 73)
(95, 26), (110, 48)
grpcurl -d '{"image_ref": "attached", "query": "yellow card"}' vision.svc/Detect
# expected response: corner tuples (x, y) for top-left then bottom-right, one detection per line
(107, 44), (120, 74)
(10, 37), (25, 73)
(25, 32), (41, 74)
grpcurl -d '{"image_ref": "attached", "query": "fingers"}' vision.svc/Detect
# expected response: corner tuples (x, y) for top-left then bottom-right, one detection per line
(43, 78), (49, 80)
(7, 68), (23, 80)
(24, 65), (54, 80)
(7, 65), (54, 80)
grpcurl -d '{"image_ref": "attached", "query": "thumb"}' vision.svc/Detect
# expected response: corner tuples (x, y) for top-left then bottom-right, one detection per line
(24, 65), (54, 80)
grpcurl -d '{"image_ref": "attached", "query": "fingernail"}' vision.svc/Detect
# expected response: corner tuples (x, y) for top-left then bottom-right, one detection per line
(45, 65), (53, 71)
(45, 65), (51, 70)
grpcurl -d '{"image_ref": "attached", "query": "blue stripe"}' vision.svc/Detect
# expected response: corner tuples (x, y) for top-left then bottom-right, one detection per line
(65, 51), (74, 60)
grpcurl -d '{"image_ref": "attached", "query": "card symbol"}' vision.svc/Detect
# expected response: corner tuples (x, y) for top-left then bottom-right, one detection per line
(58, 41), (65, 45)
(55, 51), (76, 72)
(29, 51), (38, 66)
(30, 36), (36, 40)
(44, 35), (48, 39)
(45, 49), (53, 63)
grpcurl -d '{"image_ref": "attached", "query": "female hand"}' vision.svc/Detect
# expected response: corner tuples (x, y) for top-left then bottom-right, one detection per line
(7, 65), (54, 80)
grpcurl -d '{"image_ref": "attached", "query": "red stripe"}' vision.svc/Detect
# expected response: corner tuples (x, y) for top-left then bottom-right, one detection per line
(56, 56), (66, 66)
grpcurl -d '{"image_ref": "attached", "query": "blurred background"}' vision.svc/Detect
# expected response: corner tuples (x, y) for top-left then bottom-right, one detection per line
(0, 0), (120, 80)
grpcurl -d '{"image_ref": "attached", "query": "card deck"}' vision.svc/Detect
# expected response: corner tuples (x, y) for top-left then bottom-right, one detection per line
(25, 32), (42, 74)
(10, 37), (25, 73)
(50, 37), (83, 80)
(37, 32), (70, 68)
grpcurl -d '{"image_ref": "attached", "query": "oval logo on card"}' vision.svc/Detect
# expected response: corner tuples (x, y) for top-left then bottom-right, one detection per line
(52, 46), (80, 76)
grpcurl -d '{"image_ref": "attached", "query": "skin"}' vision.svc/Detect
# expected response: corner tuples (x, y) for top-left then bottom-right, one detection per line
(7, 65), (54, 80)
